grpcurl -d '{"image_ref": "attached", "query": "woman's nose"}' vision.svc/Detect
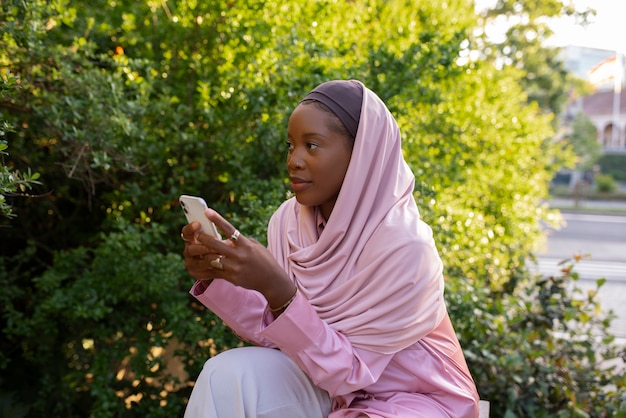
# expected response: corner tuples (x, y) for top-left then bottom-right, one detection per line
(287, 152), (304, 170)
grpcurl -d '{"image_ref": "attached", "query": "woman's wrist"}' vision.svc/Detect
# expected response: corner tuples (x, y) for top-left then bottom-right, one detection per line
(265, 279), (298, 313)
(269, 287), (297, 312)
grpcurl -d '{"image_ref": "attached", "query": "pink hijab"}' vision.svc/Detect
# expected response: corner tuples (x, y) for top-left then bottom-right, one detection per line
(268, 80), (447, 354)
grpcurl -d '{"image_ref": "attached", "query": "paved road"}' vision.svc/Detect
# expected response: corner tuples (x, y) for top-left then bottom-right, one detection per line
(534, 211), (626, 339)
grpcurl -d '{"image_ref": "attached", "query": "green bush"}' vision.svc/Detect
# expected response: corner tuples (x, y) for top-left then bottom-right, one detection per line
(598, 154), (626, 181)
(595, 173), (618, 193)
(0, 219), (243, 416)
(0, 72), (42, 219)
(448, 257), (626, 415)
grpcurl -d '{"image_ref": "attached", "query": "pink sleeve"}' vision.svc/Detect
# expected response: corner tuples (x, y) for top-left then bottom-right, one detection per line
(191, 281), (393, 397)
(190, 280), (277, 348)
(258, 291), (393, 397)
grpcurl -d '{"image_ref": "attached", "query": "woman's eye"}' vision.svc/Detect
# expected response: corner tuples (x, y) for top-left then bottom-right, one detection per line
(285, 141), (294, 151)
(307, 142), (319, 150)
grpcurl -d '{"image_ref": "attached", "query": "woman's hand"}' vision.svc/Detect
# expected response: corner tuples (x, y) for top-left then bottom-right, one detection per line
(181, 221), (221, 283)
(181, 209), (296, 310)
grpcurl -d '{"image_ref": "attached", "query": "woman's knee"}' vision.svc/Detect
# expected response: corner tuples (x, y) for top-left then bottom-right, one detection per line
(199, 346), (290, 384)
(191, 346), (331, 417)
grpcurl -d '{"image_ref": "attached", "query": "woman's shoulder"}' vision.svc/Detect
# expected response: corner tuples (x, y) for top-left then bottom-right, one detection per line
(268, 198), (299, 231)
(270, 197), (297, 219)
(373, 208), (435, 247)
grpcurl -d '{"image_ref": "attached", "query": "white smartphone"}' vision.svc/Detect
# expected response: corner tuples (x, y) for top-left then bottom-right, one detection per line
(179, 195), (221, 239)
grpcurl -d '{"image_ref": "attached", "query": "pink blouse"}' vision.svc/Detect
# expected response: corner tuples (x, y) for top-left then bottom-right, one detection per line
(191, 280), (479, 417)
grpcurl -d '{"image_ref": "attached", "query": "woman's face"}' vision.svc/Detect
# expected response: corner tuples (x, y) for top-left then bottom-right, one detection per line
(286, 103), (353, 220)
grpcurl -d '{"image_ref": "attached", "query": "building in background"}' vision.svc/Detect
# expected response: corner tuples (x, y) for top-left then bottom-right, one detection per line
(580, 88), (626, 150)
(561, 46), (626, 154)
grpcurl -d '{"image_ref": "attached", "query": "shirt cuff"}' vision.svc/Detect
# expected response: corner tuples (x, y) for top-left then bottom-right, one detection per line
(258, 291), (325, 353)
(190, 280), (212, 297)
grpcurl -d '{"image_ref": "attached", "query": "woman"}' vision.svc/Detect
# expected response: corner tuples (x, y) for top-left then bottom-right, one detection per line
(181, 80), (479, 417)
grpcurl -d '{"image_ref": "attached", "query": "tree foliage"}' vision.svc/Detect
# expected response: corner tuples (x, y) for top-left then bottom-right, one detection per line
(1, 0), (624, 416)
(475, 0), (595, 122)
(0, 71), (42, 219)
(567, 113), (603, 171)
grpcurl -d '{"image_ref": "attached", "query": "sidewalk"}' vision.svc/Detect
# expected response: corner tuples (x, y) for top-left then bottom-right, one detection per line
(548, 198), (626, 214)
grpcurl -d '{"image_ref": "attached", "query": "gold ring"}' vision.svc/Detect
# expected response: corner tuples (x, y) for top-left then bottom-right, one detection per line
(210, 255), (224, 270)
(230, 229), (241, 242)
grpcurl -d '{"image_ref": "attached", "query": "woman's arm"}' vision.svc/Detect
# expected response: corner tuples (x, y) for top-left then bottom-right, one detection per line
(192, 280), (393, 397)
(191, 279), (278, 348)
(258, 291), (394, 397)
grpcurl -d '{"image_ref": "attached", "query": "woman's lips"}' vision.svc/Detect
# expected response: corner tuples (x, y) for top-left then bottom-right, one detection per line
(290, 177), (311, 192)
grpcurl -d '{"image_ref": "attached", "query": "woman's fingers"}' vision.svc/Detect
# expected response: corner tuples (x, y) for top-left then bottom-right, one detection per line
(181, 208), (238, 258)
(205, 208), (240, 240)
(183, 243), (227, 280)
(196, 233), (239, 260)
(181, 207), (256, 284)
(185, 243), (210, 258)
(181, 222), (201, 243)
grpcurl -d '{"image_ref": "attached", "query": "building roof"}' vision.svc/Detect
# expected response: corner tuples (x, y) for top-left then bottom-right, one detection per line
(582, 89), (626, 115)
(559, 45), (616, 80)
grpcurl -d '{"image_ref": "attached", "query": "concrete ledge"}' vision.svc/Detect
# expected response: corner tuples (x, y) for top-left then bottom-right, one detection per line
(479, 400), (490, 418)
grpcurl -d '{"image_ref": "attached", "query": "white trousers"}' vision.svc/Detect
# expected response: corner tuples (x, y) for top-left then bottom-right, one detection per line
(184, 346), (333, 418)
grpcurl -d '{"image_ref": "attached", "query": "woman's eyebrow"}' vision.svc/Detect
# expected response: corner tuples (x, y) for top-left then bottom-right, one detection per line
(300, 131), (331, 140)
(286, 131), (328, 141)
